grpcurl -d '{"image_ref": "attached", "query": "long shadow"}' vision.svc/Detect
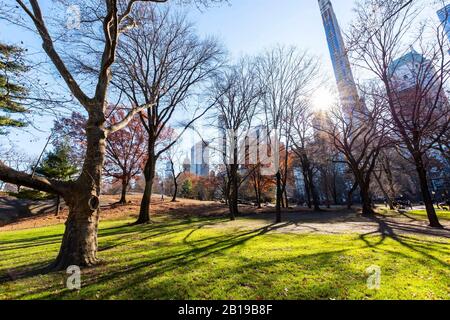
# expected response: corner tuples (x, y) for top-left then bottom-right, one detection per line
(99, 218), (227, 252)
(359, 215), (449, 268)
(396, 210), (422, 222)
(2, 209), (449, 293)
(0, 216), (231, 284)
(32, 222), (296, 299)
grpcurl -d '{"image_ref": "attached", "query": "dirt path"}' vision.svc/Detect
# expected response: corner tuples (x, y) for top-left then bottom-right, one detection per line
(1, 193), (449, 239)
(210, 210), (450, 238)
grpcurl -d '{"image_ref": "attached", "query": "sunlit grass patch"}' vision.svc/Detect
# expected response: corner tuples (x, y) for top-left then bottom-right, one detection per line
(0, 216), (449, 300)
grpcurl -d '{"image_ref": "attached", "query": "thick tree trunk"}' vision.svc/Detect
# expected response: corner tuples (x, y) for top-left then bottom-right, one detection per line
(360, 183), (375, 217)
(137, 155), (156, 224)
(49, 113), (106, 271)
(49, 191), (100, 271)
(118, 178), (127, 205)
(416, 162), (442, 228)
(276, 171), (282, 223)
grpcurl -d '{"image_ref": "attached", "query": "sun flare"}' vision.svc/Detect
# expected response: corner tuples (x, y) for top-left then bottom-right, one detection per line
(311, 87), (338, 111)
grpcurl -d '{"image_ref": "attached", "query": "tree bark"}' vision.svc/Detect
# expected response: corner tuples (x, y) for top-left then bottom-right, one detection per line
(55, 194), (61, 216)
(118, 178), (128, 205)
(49, 114), (106, 270)
(276, 171), (282, 223)
(347, 181), (358, 210)
(303, 173), (312, 209)
(416, 161), (443, 228)
(228, 164), (239, 220)
(253, 177), (261, 208)
(360, 183), (375, 217)
(171, 180), (178, 202)
(137, 155), (156, 224)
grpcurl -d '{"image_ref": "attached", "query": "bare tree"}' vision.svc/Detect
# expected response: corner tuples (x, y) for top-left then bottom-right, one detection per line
(210, 58), (261, 220)
(349, 0), (450, 227)
(256, 46), (320, 222)
(323, 92), (389, 216)
(0, 0), (224, 270)
(112, 5), (224, 224)
(373, 149), (401, 210)
(163, 133), (185, 202)
(104, 109), (147, 204)
(288, 102), (328, 211)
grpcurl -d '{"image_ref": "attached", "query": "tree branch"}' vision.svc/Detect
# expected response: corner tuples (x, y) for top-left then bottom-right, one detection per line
(0, 161), (68, 195)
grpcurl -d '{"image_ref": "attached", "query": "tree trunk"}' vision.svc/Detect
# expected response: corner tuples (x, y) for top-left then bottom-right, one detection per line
(332, 175), (338, 205)
(118, 178), (127, 205)
(416, 162), (442, 228)
(307, 169), (320, 211)
(171, 180), (178, 202)
(228, 200), (236, 221)
(374, 173), (395, 210)
(49, 192), (100, 271)
(347, 182), (358, 209)
(284, 190), (289, 209)
(276, 171), (282, 223)
(253, 177), (261, 208)
(360, 183), (374, 217)
(55, 194), (61, 216)
(229, 164), (239, 220)
(137, 155), (156, 224)
(49, 114), (106, 271)
(303, 173), (312, 209)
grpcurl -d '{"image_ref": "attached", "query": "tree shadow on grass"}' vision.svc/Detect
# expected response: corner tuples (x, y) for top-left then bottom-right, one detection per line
(360, 215), (449, 268)
(5, 220), (295, 299)
(98, 217), (228, 252)
(0, 216), (231, 285)
(2, 212), (449, 299)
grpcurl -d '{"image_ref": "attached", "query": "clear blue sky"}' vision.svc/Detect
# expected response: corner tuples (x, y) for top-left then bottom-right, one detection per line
(0, 0), (442, 157)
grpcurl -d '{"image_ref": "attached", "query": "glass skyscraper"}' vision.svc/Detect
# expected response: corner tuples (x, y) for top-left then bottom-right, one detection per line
(437, 4), (450, 43)
(318, 0), (359, 111)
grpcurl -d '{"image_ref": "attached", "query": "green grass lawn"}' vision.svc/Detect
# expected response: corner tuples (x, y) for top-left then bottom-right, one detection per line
(0, 216), (449, 300)
(377, 207), (450, 221)
(407, 210), (450, 220)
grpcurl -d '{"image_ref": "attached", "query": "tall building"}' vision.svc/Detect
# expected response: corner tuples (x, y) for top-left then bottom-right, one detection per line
(389, 49), (447, 117)
(318, 0), (360, 112)
(217, 114), (228, 162)
(389, 49), (450, 198)
(182, 154), (191, 173)
(190, 141), (210, 177)
(437, 4), (450, 44)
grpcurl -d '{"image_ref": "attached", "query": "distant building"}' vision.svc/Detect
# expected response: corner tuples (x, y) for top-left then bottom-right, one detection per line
(217, 114), (228, 162)
(164, 161), (172, 179)
(190, 141), (210, 177)
(437, 4), (450, 45)
(389, 49), (450, 198)
(318, 0), (360, 114)
(182, 154), (191, 173)
(389, 49), (448, 120)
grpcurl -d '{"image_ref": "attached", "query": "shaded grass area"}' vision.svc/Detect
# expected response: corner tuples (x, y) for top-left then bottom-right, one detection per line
(0, 215), (449, 300)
